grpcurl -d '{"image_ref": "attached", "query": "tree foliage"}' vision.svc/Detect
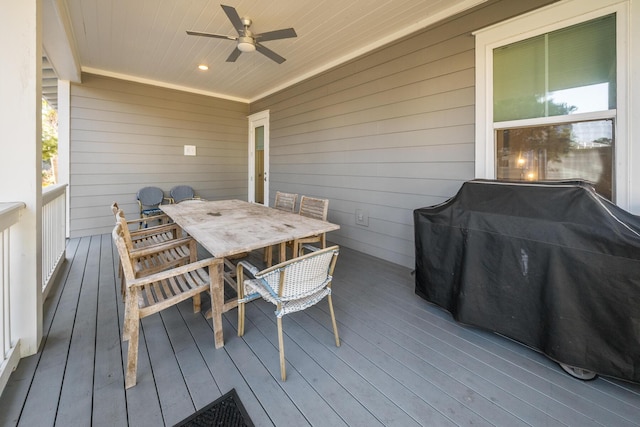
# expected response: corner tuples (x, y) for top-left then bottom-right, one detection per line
(42, 99), (58, 162)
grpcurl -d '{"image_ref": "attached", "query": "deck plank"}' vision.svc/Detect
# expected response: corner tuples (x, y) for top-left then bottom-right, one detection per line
(160, 305), (218, 413)
(239, 303), (349, 427)
(17, 237), (91, 427)
(56, 235), (102, 426)
(0, 238), (80, 427)
(139, 313), (194, 426)
(174, 301), (276, 427)
(92, 234), (128, 426)
(345, 255), (640, 426)
(2, 235), (640, 427)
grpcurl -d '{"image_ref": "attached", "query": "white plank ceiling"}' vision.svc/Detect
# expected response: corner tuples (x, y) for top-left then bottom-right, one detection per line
(56, 0), (486, 102)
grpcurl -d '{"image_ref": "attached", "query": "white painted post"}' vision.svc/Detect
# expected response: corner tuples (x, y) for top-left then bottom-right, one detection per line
(0, 0), (43, 356)
(58, 80), (71, 237)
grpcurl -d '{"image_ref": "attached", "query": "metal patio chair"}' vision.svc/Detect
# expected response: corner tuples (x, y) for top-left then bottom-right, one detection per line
(136, 186), (170, 228)
(169, 185), (201, 204)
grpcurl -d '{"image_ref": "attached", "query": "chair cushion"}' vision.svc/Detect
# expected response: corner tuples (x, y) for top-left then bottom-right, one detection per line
(141, 207), (163, 216)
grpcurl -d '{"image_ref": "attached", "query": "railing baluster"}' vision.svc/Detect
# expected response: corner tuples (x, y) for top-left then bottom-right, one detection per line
(41, 184), (67, 297)
(0, 202), (25, 393)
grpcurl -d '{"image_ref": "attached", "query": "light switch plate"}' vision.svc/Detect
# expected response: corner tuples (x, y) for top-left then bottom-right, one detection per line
(184, 145), (196, 156)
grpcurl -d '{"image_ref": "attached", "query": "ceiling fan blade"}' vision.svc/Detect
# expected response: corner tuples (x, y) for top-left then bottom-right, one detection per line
(226, 48), (242, 62)
(255, 28), (297, 42)
(186, 30), (236, 41)
(255, 43), (286, 64)
(221, 4), (245, 35)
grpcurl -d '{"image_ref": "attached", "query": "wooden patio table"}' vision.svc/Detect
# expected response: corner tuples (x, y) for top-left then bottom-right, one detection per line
(160, 199), (340, 348)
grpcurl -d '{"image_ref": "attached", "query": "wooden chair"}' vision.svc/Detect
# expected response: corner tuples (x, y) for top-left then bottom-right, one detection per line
(115, 209), (196, 296)
(274, 191), (298, 212)
(237, 245), (340, 381)
(291, 196), (329, 257)
(264, 192), (299, 266)
(111, 202), (180, 247)
(112, 222), (223, 388)
(111, 203), (187, 292)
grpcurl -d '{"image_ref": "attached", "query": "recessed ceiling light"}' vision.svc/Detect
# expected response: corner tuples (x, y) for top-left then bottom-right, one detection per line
(198, 64), (209, 71)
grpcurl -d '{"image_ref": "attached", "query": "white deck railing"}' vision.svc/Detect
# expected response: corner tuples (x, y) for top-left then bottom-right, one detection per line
(0, 202), (26, 394)
(42, 184), (67, 299)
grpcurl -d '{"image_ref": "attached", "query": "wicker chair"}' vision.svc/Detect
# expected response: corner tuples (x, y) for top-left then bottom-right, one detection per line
(237, 245), (340, 381)
(112, 222), (223, 388)
(169, 185), (201, 203)
(264, 192), (299, 266)
(136, 186), (170, 228)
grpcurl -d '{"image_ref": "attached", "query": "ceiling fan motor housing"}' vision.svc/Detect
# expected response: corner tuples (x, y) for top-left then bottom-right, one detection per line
(237, 36), (256, 52)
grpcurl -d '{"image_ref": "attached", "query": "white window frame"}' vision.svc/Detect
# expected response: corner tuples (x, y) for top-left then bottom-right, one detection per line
(474, 0), (631, 208)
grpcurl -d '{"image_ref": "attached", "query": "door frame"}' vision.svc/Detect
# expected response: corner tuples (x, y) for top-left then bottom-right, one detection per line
(248, 110), (270, 204)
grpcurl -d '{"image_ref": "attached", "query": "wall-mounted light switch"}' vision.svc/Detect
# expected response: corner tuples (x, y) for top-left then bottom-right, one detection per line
(184, 145), (196, 156)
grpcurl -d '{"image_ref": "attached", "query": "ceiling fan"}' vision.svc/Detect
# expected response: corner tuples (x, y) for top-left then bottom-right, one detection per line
(187, 4), (297, 64)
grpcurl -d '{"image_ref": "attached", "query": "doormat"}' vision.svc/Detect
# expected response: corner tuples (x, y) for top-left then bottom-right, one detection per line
(174, 389), (254, 427)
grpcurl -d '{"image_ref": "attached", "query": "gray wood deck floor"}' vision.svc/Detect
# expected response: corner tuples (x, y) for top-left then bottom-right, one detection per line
(1, 234), (639, 426)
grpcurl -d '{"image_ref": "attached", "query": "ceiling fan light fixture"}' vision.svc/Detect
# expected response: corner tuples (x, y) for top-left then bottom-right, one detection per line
(237, 37), (256, 52)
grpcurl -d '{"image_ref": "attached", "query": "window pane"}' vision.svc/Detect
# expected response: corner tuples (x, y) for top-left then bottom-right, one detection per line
(495, 120), (614, 200)
(494, 35), (546, 121)
(494, 14), (616, 121)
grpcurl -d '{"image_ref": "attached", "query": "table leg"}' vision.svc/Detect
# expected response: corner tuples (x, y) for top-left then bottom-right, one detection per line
(279, 242), (287, 264)
(210, 260), (225, 348)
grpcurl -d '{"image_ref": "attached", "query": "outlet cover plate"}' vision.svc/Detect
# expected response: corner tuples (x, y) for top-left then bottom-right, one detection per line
(355, 208), (369, 226)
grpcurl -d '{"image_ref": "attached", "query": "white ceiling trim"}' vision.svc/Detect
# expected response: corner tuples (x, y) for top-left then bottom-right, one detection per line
(249, 0), (488, 102)
(81, 66), (251, 104)
(70, 0), (488, 105)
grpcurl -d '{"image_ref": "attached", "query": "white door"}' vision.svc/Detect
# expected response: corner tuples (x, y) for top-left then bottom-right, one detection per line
(248, 110), (269, 204)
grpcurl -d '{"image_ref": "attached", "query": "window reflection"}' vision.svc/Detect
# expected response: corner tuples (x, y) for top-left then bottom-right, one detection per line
(496, 120), (614, 200)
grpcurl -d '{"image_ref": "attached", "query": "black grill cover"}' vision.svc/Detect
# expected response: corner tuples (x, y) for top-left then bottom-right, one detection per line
(414, 180), (640, 383)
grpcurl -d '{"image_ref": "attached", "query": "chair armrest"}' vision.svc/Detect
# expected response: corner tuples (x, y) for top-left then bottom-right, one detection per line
(125, 213), (169, 224)
(127, 257), (223, 288)
(128, 236), (194, 257)
(236, 260), (262, 299)
(236, 260), (260, 277)
(129, 222), (181, 238)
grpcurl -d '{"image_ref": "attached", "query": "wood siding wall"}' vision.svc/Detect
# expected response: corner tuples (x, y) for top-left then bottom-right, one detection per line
(69, 73), (249, 238)
(250, 0), (557, 268)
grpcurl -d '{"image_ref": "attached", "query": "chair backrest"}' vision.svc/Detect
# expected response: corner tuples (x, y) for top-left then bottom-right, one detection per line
(274, 191), (298, 212)
(299, 196), (329, 220)
(170, 185), (196, 203)
(137, 186), (164, 208)
(114, 210), (137, 252)
(258, 245), (339, 300)
(111, 201), (120, 216)
(112, 223), (136, 281)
